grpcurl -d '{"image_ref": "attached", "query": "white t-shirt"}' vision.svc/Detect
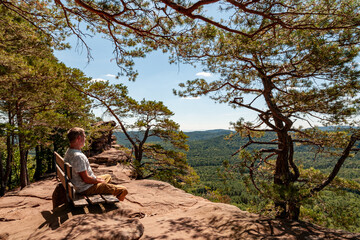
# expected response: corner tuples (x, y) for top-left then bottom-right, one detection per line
(64, 148), (96, 193)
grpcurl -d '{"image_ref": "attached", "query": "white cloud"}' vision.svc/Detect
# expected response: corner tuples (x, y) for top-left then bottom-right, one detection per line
(91, 78), (107, 82)
(196, 72), (212, 77)
(181, 96), (201, 100)
(105, 74), (116, 78)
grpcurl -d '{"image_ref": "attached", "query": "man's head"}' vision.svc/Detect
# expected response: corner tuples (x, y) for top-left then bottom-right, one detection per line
(67, 127), (86, 148)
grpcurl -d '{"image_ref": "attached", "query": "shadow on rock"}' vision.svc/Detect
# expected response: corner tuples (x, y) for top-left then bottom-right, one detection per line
(34, 203), (144, 240)
(151, 213), (359, 240)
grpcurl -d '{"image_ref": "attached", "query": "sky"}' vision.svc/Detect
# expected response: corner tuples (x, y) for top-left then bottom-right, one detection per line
(54, 34), (260, 131)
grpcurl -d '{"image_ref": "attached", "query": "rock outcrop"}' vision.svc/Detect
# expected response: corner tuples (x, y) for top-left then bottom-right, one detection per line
(79, 120), (131, 165)
(88, 121), (117, 157)
(0, 163), (359, 240)
(88, 148), (131, 166)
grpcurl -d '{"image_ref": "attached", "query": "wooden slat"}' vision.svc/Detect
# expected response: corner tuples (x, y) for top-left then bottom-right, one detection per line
(86, 195), (106, 204)
(73, 193), (89, 207)
(55, 152), (72, 178)
(101, 194), (119, 204)
(56, 165), (76, 201)
(55, 152), (65, 172)
(56, 165), (66, 190)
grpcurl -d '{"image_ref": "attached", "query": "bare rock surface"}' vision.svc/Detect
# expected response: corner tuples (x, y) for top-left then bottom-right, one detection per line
(88, 148), (130, 166)
(0, 163), (359, 240)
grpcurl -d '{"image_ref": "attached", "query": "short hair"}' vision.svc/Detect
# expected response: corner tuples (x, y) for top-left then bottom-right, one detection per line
(67, 127), (85, 143)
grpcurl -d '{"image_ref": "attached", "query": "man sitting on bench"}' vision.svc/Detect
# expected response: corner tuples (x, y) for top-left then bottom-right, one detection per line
(64, 127), (128, 201)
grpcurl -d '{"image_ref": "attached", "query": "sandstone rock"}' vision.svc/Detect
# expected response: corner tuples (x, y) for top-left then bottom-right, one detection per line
(111, 135), (117, 145)
(89, 148), (130, 166)
(28, 210), (144, 240)
(111, 144), (122, 149)
(88, 121), (116, 157)
(0, 233), (9, 240)
(1, 163), (360, 240)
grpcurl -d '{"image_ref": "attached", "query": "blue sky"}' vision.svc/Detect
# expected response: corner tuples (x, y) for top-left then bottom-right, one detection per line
(54, 35), (259, 131)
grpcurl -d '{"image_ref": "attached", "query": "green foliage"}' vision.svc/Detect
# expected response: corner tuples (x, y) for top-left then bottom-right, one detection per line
(301, 190), (360, 232)
(181, 130), (360, 232)
(0, 6), (95, 190)
(85, 80), (198, 187)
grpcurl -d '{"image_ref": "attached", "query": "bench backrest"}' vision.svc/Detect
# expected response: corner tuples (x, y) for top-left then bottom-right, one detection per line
(54, 152), (75, 201)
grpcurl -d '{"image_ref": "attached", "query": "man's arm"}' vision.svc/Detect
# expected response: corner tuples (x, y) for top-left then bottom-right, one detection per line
(78, 171), (105, 184)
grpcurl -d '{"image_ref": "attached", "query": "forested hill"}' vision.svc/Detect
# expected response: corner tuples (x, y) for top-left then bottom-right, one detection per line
(114, 129), (234, 144)
(182, 129), (234, 140)
(185, 130), (359, 182)
(114, 129), (360, 232)
(114, 129), (360, 182)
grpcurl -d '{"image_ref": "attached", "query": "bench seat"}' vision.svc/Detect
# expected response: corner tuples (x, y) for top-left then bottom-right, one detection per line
(54, 152), (119, 207)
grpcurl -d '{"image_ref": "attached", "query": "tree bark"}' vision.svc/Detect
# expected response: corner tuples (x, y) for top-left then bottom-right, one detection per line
(34, 145), (42, 181)
(7, 125), (14, 189)
(1, 109), (15, 196)
(261, 76), (300, 219)
(4, 132), (13, 191)
(288, 201), (300, 220)
(16, 103), (29, 188)
(0, 152), (4, 196)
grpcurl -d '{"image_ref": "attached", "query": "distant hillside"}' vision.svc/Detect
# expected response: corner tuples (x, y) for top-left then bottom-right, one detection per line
(113, 131), (161, 146)
(114, 129), (360, 181)
(113, 129), (234, 146)
(184, 129), (234, 140)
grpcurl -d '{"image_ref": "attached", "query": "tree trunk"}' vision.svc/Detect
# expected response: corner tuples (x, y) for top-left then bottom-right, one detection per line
(132, 143), (145, 179)
(274, 130), (302, 220)
(134, 148), (143, 179)
(3, 110), (15, 194)
(34, 145), (42, 181)
(273, 124), (294, 219)
(4, 133), (13, 190)
(288, 201), (300, 220)
(7, 168), (12, 189)
(133, 159), (143, 179)
(50, 147), (55, 172)
(7, 130), (14, 189)
(0, 152), (4, 196)
(261, 76), (294, 218)
(16, 104), (29, 188)
(19, 146), (29, 188)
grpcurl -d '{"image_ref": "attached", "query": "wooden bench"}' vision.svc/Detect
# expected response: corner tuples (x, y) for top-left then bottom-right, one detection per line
(54, 152), (119, 207)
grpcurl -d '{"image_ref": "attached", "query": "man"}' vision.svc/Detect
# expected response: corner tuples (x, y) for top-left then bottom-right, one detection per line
(64, 127), (128, 201)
